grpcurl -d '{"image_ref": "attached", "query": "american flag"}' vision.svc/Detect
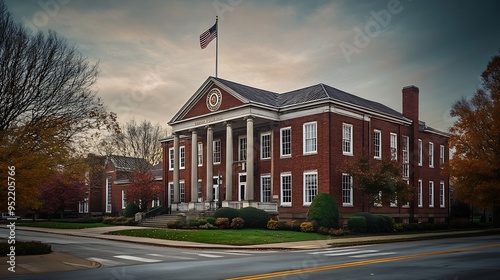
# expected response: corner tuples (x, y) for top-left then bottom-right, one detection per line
(200, 22), (217, 49)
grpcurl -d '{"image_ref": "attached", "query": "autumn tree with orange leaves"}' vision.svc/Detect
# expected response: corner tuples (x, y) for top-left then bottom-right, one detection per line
(126, 170), (161, 212)
(447, 51), (500, 225)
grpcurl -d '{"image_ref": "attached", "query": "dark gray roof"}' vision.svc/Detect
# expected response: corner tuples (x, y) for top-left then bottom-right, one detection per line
(108, 155), (151, 171)
(151, 163), (162, 179)
(214, 77), (406, 120)
(214, 77), (279, 106)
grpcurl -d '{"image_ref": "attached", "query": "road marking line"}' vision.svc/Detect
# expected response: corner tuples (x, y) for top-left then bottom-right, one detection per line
(87, 257), (125, 266)
(183, 252), (224, 258)
(147, 253), (195, 260)
(307, 248), (361, 255)
(114, 255), (162, 263)
(226, 243), (500, 280)
(324, 250), (379, 256)
(350, 252), (396, 258)
(147, 253), (164, 257)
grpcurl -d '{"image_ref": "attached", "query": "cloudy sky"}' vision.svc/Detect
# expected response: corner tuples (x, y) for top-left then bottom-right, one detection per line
(5, 0), (500, 132)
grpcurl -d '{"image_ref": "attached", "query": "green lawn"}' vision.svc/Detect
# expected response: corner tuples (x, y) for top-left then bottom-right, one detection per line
(17, 222), (112, 229)
(109, 229), (330, 245)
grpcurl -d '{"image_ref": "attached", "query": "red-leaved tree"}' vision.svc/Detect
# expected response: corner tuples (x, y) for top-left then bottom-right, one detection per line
(40, 172), (86, 220)
(126, 170), (161, 212)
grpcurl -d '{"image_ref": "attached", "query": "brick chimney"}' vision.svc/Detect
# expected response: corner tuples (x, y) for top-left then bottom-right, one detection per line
(402, 85), (419, 122)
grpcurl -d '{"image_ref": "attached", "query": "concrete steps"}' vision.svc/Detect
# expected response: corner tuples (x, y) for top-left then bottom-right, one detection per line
(140, 214), (183, 228)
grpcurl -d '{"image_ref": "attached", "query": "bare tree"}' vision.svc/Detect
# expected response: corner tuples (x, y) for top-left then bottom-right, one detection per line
(0, 0), (117, 211)
(109, 119), (167, 165)
(0, 0), (116, 146)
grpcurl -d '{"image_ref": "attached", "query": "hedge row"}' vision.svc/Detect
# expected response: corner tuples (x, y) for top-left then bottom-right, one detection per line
(348, 213), (394, 233)
(213, 207), (269, 229)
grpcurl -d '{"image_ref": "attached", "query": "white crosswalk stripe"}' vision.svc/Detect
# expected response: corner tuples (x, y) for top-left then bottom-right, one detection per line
(114, 255), (162, 263)
(88, 250), (267, 267)
(303, 246), (397, 259)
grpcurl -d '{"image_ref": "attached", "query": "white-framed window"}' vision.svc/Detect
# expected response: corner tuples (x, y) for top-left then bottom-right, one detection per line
(390, 194), (397, 208)
(303, 171), (318, 205)
(260, 175), (271, 203)
(79, 197), (89, 213)
(106, 177), (112, 213)
(280, 127), (291, 157)
(197, 179), (203, 202)
(152, 197), (160, 208)
(374, 130), (381, 159)
(342, 123), (353, 155)
(261, 132), (271, 160)
(374, 191), (382, 207)
(342, 173), (353, 207)
(121, 190), (127, 209)
(169, 148), (174, 170)
(429, 181), (434, 208)
(439, 181), (445, 208)
(440, 145), (445, 166)
(168, 182), (174, 205)
(197, 142), (203, 166)
(418, 179), (423, 208)
(280, 172), (292, 207)
(180, 146), (185, 169)
(390, 133), (397, 160)
(238, 136), (247, 161)
(303, 122), (317, 154)
(402, 179), (410, 208)
(180, 180), (185, 202)
(402, 136), (409, 178)
(418, 139), (423, 166)
(429, 142), (434, 168)
(213, 139), (221, 164)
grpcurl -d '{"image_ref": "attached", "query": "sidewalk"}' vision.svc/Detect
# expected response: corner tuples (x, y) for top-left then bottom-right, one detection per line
(1, 226), (497, 275)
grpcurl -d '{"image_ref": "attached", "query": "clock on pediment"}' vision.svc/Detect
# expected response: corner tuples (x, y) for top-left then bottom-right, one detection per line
(206, 88), (222, 111)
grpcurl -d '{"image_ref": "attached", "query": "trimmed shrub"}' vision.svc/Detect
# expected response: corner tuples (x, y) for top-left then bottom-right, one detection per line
(231, 217), (245, 229)
(167, 219), (185, 229)
(276, 220), (289, 230)
(300, 222), (314, 232)
(290, 220), (302, 231)
(329, 228), (349, 236)
(206, 217), (216, 225)
(0, 241), (51, 256)
(123, 203), (140, 218)
(375, 215), (393, 232)
(215, 217), (230, 229)
(103, 216), (136, 225)
(213, 207), (240, 222)
(306, 193), (339, 229)
(188, 219), (201, 227)
(352, 213), (378, 233)
(238, 207), (269, 229)
(197, 219), (208, 226)
(348, 216), (367, 233)
(267, 220), (278, 230)
(393, 223), (404, 232)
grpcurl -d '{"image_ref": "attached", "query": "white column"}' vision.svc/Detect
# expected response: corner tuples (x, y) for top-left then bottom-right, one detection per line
(246, 117), (254, 201)
(225, 122), (233, 201)
(206, 126), (213, 202)
(190, 129), (198, 203)
(173, 133), (180, 203)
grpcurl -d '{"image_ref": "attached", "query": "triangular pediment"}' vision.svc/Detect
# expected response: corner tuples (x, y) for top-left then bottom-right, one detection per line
(169, 77), (249, 124)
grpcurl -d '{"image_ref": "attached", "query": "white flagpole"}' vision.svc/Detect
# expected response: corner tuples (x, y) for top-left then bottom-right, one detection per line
(215, 16), (218, 78)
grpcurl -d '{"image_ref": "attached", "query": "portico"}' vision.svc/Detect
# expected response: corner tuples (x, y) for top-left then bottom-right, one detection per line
(165, 78), (279, 212)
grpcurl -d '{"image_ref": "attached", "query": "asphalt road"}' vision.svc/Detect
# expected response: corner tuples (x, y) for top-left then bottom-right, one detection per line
(1, 229), (499, 280)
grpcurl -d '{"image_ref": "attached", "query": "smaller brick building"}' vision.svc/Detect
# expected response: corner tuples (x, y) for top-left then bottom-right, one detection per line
(79, 155), (161, 216)
(162, 77), (450, 223)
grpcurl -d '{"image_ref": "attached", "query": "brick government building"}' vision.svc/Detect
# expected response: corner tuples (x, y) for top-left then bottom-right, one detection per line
(161, 76), (450, 223)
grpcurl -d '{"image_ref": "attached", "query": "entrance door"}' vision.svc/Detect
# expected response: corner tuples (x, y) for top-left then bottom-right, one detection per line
(212, 176), (219, 202)
(238, 174), (246, 201)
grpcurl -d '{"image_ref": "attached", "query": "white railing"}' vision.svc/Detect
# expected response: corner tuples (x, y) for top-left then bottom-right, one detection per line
(195, 203), (207, 211)
(256, 202), (278, 212)
(177, 203), (189, 212)
(228, 201), (243, 209)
